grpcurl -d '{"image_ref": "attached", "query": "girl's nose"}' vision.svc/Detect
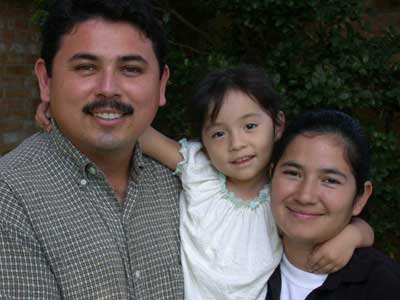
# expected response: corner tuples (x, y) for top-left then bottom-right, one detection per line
(229, 131), (246, 151)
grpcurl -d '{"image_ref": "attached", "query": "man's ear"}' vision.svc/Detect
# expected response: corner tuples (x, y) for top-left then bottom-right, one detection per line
(352, 181), (373, 216)
(158, 64), (170, 107)
(34, 58), (51, 103)
(274, 111), (285, 141)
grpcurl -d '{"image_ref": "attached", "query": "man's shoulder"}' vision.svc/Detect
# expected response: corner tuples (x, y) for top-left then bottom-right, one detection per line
(0, 132), (52, 177)
(142, 154), (176, 176)
(141, 154), (181, 189)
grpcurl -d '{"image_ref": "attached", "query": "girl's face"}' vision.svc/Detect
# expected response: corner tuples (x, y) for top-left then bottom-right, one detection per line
(201, 89), (284, 191)
(270, 133), (371, 247)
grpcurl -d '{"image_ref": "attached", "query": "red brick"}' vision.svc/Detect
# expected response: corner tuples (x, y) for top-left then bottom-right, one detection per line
(4, 88), (32, 98)
(5, 65), (33, 76)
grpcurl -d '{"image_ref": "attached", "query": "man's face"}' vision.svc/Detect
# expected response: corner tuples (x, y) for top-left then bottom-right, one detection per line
(35, 18), (169, 159)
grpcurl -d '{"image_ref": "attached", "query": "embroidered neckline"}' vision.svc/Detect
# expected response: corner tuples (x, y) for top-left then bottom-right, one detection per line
(218, 173), (269, 209)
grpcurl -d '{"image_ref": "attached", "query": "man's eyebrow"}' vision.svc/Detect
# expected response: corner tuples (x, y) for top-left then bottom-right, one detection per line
(67, 53), (149, 64)
(119, 55), (148, 64)
(68, 53), (98, 62)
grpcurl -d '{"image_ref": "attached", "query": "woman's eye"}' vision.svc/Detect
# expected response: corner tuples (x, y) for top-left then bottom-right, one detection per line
(211, 131), (225, 139)
(283, 170), (300, 178)
(322, 177), (341, 185)
(245, 123), (258, 130)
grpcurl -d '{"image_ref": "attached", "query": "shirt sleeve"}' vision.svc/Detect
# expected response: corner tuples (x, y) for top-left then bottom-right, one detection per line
(174, 139), (211, 179)
(0, 179), (61, 299)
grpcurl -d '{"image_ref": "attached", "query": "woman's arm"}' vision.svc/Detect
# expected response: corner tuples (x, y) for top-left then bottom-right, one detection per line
(139, 127), (182, 171)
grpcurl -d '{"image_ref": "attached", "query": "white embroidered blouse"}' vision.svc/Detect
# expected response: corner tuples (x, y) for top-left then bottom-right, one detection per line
(175, 140), (283, 300)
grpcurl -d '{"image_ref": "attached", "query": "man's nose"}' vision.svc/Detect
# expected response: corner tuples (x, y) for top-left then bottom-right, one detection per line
(96, 69), (121, 98)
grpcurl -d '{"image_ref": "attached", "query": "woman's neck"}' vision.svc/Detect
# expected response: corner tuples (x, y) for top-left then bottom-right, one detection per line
(282, 238), (315, 272)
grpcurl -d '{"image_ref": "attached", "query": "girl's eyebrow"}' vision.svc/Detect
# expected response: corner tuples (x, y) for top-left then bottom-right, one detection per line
(204, 112), (263, 131)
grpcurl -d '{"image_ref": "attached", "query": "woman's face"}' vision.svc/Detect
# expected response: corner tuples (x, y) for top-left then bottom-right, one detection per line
(270, 133), (368, 246)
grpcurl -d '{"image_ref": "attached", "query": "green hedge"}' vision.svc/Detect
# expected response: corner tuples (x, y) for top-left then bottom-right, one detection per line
(33, 0), (400, 259)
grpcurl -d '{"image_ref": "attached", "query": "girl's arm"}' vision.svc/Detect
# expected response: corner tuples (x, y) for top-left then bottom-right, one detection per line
(138, 126), (182, 171)
(307, 217), (374, 273)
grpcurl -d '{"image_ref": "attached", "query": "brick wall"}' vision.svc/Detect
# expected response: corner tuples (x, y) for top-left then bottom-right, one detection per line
(0, 0), (40, 155)
(0, 1), (399, 155)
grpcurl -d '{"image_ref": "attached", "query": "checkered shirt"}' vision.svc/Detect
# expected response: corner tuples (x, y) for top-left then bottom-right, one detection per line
(0, 125), (184, 299)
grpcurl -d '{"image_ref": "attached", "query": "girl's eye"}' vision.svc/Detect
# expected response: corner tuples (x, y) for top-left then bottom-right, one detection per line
(245, 123), (258, 130)
(211, 131), (225, 139)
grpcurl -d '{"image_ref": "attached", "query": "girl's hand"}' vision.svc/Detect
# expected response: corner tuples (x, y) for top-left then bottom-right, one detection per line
(35, 102), (52, 132)
(307, 218), (374, 274)
(307, 231), (355, 274)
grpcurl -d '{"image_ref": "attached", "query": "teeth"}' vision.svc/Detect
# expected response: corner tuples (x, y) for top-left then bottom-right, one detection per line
(235, 156), (251, 163)
(94, 112), (122, 120)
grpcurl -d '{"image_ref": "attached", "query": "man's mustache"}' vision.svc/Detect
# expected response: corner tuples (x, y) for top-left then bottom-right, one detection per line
(82, 99), (134, 115)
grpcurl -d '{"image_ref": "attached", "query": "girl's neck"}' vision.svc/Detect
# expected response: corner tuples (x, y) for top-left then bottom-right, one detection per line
(282, 238), (315, 272)
(226, 173), (267, 200)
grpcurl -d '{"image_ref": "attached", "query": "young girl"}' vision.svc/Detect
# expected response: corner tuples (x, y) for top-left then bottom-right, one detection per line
(36, 65), (373, 300)
(267, 110), (400, 299)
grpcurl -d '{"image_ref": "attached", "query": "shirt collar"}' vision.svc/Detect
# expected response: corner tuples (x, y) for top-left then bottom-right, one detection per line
(49, 119), (143, 179)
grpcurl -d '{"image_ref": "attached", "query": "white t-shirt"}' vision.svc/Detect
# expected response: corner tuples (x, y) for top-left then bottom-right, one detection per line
(175, 140), (283, 300)
(280, 254), (328, 300)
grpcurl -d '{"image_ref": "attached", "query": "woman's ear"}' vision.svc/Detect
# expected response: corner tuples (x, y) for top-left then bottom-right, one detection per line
(274, 111), (285, 141)
(352, 181), (373, 216)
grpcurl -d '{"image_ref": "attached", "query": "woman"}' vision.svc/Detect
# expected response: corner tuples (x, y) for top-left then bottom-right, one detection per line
(267, 110), (400, 300)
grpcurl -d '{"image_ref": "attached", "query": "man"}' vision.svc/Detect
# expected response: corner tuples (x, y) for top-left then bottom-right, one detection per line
(0, 0), (183, 298)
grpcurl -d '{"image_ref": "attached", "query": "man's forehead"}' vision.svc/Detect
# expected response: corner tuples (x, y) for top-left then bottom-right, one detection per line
(57, 18), (156, 60)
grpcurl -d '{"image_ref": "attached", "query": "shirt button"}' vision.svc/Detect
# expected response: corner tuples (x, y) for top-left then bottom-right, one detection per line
(80, 179), (88, 186)
(135, 270), (141, 279)
(87, 165), (97, 176)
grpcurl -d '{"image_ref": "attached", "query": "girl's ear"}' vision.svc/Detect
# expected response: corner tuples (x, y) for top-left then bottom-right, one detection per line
(352, 181), (373, 216)
(274, 111), (285, 141)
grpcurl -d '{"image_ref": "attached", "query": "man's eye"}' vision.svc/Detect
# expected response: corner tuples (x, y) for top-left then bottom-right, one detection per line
(122, 66), (142, 75)
(245, 123), (258, 130)
(74, 65), (96, 72)
(211, 131), (225, 139)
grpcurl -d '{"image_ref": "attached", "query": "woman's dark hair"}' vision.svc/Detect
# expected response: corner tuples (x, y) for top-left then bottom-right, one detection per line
(271, 110), (370, 196)
(188, 64), (283, 140)
(41, 0), (166, 77)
